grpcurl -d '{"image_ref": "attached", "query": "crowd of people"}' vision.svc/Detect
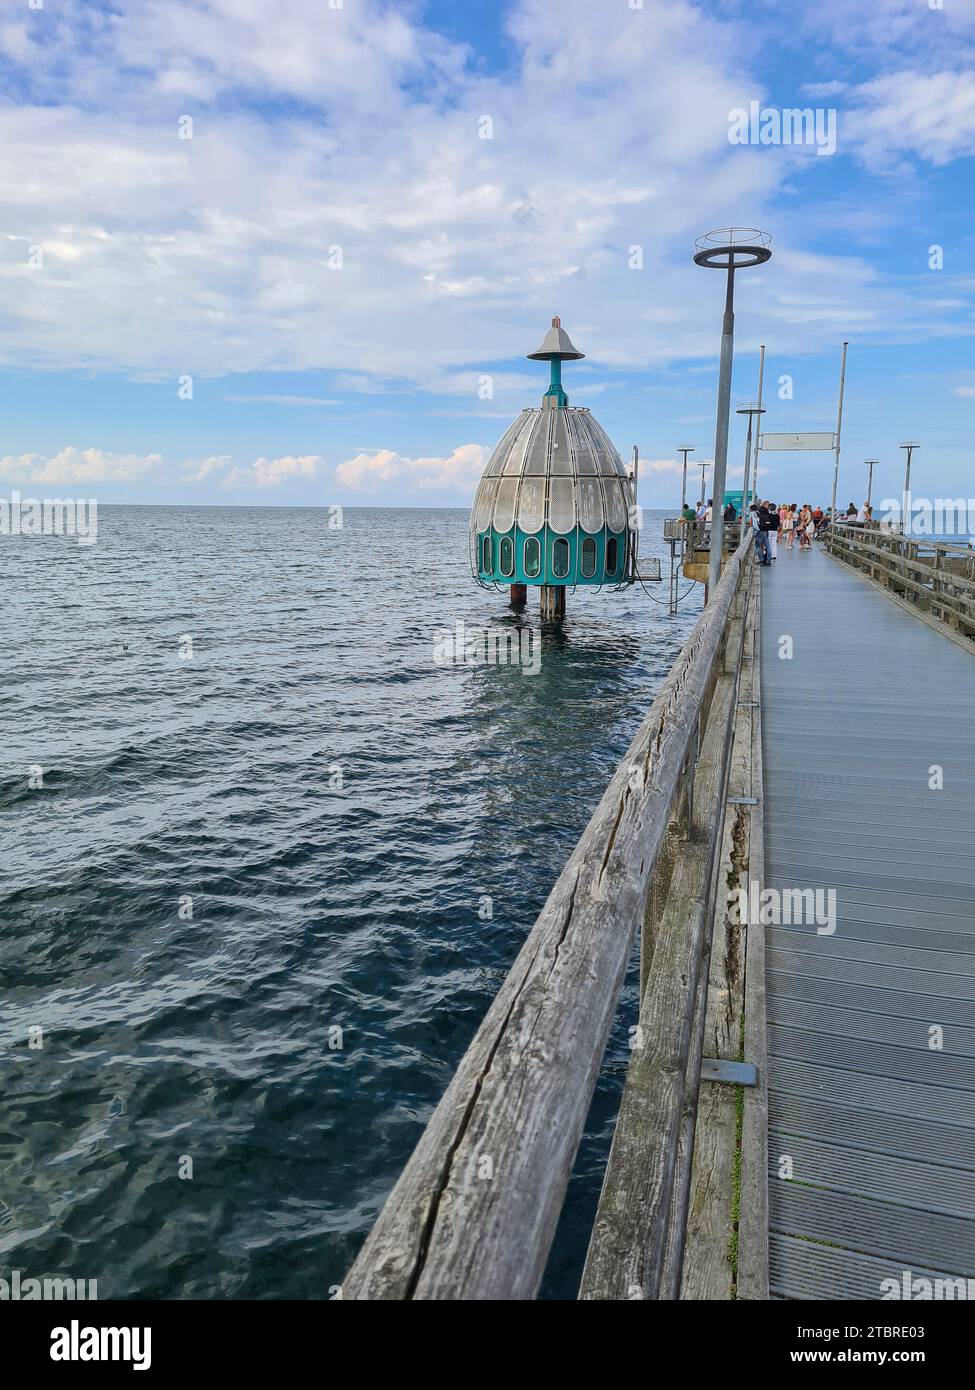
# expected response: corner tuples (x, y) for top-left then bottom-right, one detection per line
(680, 497), (875, 568)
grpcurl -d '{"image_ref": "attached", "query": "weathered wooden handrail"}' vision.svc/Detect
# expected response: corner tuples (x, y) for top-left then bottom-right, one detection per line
(826, 522), (975, 640)
(581, 568), (750, 1299)
(344, 531), (755, 1300)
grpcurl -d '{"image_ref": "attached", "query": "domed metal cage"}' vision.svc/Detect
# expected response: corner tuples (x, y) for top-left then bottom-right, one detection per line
(469, 319), (637, 591)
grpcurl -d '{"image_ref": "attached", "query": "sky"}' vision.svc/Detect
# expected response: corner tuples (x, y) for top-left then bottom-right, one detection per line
(0, 0), (973, 509)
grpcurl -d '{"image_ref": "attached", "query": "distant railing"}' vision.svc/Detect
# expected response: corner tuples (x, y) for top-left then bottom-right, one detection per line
(825, 523), (975, 640)
(663, 516), (742, 549)
(343, 530), (757, 1300)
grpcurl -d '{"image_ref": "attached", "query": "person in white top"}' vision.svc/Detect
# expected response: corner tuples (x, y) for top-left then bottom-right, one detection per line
(856, 503), (868, 522)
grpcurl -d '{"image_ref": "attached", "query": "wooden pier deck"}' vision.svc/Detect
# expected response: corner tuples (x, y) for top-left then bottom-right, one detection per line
(760, 541), (975, 1298)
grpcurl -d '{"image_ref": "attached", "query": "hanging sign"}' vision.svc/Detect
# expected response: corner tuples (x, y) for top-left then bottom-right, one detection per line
(759, 432), (837, 451)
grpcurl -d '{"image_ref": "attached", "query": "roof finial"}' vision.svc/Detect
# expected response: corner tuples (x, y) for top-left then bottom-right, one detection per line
(527, 317), (584, 362)
(527, 316), (584, 410)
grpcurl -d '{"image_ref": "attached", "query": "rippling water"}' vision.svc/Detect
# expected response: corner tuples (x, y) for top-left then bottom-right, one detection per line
(1, 505), (703, 1299)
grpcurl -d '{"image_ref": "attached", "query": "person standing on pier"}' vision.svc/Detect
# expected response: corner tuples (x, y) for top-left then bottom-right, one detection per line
(766, 501), (780, 561)
(750, 502), (771, 566)
(782, 504), (796, 548)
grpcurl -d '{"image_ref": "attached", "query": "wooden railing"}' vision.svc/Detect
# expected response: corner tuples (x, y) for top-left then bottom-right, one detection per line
(825, 523), (975, 640)
(344, 530), (760, 1300)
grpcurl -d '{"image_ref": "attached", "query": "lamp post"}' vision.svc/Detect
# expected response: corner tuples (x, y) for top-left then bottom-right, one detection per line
(695, 461), (712, 511)
(736, 403), (766, 517)
(677, 444), (694, 512)
(900, 442), (919, 538)
(865, 458), (878, 510)
(752, 343), (766, 514)
(694, 228), (772, 598)
(828, 341), (849, 523)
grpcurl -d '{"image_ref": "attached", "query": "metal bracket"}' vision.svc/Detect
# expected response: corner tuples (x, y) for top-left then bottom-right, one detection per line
(727, 796), (759, 805)
(701, 1058), (757, 1087)
(737, 701), (759, 708)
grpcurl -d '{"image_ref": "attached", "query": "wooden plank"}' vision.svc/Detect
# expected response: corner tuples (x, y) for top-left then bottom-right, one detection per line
(680, 570), (758, 1299)
(737, 567), (770, 1300)
(579, 597), (747, 1299)
(343, 536), (753, 1300)
(660, 597), (750, 1299)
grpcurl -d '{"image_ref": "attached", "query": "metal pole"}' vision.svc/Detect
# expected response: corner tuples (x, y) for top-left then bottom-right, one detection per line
(742, 415), (753, 517)
(829, 341), (849, 522)
(903, 446), (912, 538)
(752, 344), (765, 511)
(707, 265), (736, 595)
(866, 459), (875, 508)
(631, 444), (639, 581)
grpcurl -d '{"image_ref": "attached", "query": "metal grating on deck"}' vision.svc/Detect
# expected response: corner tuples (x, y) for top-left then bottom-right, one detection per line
(760, 542), (975, 1298)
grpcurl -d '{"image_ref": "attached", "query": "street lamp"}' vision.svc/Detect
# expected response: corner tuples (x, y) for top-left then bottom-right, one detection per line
(864, 458), (878, 510)
(899, 442), (919, 537)
(677, 444), (694, 512)
(698, 459), (711, 508)
(694, 228), (772, 597)
(736, 403), (767, 516)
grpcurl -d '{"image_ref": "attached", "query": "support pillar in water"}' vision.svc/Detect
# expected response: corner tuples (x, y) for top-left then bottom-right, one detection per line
(510, 584), (527, 606)
(539, 585), (566, 622)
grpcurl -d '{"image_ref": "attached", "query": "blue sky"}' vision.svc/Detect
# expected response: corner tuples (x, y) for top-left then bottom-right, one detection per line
(0, 0), (972, 508)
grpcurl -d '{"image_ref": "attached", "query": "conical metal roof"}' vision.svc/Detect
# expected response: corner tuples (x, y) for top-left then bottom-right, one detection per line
(470, 407), (634, 537)
(527, 315), (584, 361)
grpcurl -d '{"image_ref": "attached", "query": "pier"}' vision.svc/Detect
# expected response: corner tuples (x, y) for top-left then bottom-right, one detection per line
(344, 524), (975, 1300)
(764, 529), (975, 1297)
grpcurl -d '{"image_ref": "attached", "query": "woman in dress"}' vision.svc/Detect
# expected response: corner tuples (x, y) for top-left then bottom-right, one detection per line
(798, 504), (814, 549)
(782, 503), (795, 548)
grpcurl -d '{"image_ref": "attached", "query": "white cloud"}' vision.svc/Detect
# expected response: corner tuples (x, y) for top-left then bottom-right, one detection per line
(800, 81), (846, 98)
(336, 444), (491, 494)
(222, 454), (323, 488)
(0, 0), (863, 385)
(0, 0), (966, 395)
(181, 454), (232, 482)
(848, 70), (975, 167)
(0, 452), (41, 478)
(646, 457), (714, 475)
(0, 23), (32, 62)
(18, 446), (161, 484)
(405, 444), (492, 490)
(334, 449), (401, 491)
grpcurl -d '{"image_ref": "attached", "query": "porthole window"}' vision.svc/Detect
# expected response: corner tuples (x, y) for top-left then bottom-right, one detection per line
(481, 534), (492, 573)
(553, 537), (570, 579)
(581, 537), (597, 577)
(500, 535), (514, 577)
(524, 536), (541, 578)
(606, 536), (619, 574)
